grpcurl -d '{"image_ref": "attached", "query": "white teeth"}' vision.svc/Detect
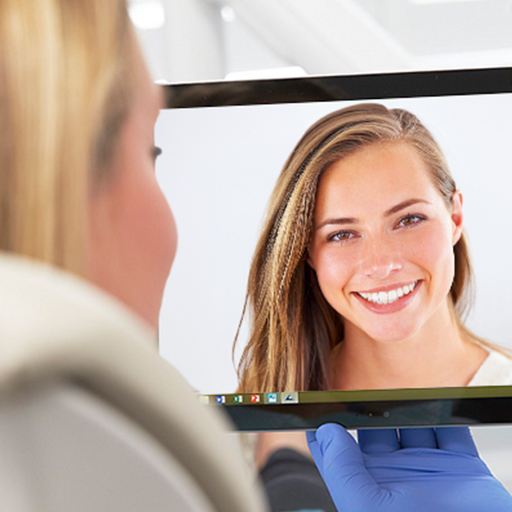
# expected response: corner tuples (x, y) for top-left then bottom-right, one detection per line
(357, 281), (417, 305)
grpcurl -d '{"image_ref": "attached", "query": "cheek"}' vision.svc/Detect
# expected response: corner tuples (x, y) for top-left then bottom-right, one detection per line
(124, 173), (177, 279)
(404, 222), (455, 288)
(88, 166), (177, 330)
(313, 247), (359, 300)
(118, 171), (177, 328)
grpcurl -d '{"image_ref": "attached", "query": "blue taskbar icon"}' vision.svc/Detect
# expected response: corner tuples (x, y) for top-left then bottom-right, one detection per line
(264, 392), (278, 404)
(215, 395), (226, 404)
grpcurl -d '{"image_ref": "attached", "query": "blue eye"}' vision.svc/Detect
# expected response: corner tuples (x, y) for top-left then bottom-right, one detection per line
(396, 214), (426, 228)
(328, 230), (358, 243)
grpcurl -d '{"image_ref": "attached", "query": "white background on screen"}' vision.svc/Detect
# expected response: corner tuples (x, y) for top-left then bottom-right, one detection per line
(156, 93), (512, 394)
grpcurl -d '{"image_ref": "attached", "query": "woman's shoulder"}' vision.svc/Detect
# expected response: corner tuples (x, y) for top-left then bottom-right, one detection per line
(469, 346), (512, 386)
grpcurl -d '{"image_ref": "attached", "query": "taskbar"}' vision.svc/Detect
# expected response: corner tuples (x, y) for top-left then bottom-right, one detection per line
(198, 386), (512, 430)
(200, 391), (299, 406)
(200, 385), (512, 407)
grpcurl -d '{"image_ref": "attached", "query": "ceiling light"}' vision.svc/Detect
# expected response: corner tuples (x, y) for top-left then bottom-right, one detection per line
(129, 1), (165, 30)
(225, 66), (307, 81)
(221, 6), (236, 23)
(411, 0), (482, 4)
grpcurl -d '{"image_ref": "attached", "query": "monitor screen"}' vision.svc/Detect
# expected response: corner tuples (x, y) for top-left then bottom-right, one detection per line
(155, 69), (512, 429)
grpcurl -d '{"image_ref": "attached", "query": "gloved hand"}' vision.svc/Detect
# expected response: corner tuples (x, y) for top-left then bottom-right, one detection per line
(307, 424), (512, 512)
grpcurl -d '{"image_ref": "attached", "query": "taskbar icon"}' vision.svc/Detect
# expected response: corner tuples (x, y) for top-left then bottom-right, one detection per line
(280, 392), (299, 404)
(264, 392), (279, 404)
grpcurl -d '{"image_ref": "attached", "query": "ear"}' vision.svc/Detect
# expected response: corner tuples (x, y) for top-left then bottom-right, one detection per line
(450, 190), (464, 245)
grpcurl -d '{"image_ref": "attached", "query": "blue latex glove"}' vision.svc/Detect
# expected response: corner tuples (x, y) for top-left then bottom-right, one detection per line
(307, 425), (512, 512)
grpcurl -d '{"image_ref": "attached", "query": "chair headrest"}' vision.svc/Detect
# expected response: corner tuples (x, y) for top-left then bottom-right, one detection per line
(0, 253), (265, 512)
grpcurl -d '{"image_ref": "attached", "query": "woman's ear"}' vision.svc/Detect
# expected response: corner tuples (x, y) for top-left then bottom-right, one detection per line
(451, 190), (464, 245)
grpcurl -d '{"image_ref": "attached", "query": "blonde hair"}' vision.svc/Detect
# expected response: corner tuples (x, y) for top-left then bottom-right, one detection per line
(0, 0), (133, 273)
(236, 103), (492, 393)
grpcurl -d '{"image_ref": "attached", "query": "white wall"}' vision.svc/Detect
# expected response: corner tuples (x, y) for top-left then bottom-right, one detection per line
(156, 93), (512, 394)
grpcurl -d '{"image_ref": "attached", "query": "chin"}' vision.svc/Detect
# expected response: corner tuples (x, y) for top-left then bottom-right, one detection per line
(364, 321), (422, 344)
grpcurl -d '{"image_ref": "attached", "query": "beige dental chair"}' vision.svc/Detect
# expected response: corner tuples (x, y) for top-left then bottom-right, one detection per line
(0, 254), (266, 512)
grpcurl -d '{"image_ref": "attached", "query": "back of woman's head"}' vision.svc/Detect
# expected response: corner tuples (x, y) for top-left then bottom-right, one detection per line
(0, 0), (133, 272)
(237, 103), (472, 392)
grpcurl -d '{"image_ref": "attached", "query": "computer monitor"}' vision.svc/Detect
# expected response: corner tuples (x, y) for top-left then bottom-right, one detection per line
(156, 68), (512, 430)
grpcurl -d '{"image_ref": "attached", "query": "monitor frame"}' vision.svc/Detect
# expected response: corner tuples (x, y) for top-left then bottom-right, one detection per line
(161, 67), (512, 430)
(202, 386), (512, 431)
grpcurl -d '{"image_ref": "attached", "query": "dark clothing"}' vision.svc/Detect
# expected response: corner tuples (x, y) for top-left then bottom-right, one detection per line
(260, 448), (336, 512)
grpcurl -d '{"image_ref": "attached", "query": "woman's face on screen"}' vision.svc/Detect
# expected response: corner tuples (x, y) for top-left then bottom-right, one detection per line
(308, 141), (463, 343)
(87, 45), (176, 331)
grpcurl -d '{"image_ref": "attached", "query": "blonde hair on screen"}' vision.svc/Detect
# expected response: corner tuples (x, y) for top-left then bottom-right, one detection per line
(235, 103), (499, 394)
(0, 0), (134, 273)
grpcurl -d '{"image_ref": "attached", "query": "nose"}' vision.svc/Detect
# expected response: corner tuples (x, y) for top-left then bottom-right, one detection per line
(363, 260), (403, 280)
(358, 239), (403, 281)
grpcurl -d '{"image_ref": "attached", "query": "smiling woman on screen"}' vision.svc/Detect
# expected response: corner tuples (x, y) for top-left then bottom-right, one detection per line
(236, 103), (512, 393)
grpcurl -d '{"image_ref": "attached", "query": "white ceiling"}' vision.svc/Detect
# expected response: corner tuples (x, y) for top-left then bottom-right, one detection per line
(128, 0), (512, 82)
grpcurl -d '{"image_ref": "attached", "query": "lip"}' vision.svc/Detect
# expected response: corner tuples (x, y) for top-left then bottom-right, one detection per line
(355, 280), (418, 294)
(352, 280), (423, 315)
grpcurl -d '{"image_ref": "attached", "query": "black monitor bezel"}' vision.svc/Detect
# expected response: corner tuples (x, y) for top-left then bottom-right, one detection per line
(161, 67), (512, 430)
(163, 67), (512, 108)
(204, 387), (512, 431)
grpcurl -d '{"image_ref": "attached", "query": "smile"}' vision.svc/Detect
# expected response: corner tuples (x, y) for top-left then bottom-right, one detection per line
(356, 281), (418, 305)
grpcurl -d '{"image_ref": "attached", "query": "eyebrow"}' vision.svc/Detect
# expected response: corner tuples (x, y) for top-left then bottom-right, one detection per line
(315, 198), (431, 231)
